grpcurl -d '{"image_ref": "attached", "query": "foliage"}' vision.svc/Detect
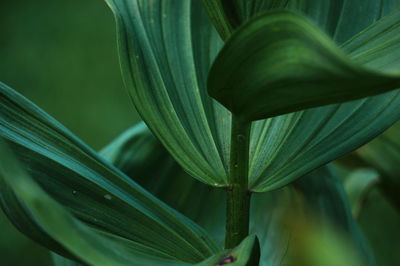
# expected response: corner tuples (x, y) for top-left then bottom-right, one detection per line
(1, 0), (400, 265)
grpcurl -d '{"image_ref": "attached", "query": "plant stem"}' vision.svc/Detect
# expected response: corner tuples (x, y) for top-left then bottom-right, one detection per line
(225, 114), (251, 249)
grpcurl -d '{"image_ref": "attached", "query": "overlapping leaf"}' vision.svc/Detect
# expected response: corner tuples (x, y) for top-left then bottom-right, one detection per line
(0, 82), (220, 264)
(0, 141), (188, 266)
(98, 124), (375, 266)
(1, 141), (259, 266)
(100, 122), (226, 242)
(107, 0), (400, 192)
(201, 0), (400, 43)
(247, 9), (400, 191)
(106, 0), (230, 187)
(208, 11), (400, 121)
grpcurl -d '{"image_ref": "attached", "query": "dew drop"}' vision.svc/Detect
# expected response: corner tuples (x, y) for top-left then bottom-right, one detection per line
(72, 190), (77, 195)
(104, 194), (112, 200)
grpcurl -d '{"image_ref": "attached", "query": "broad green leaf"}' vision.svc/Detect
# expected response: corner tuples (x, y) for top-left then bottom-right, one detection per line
(344, 169), (379, 218)
(287, 0), (400, 44)
(105, 0), (230, 187)
(0, 82), (219, 263)
(208, 10), (400, 121)
(100, 122), (226, 244)
(198, 235), (260, 266)
(202, 0), (400, 43)
(0, 140), (188, 266)
(107, 0), (400, 193)
(100, 124), (375, 266)
(248, 9), (400, 191)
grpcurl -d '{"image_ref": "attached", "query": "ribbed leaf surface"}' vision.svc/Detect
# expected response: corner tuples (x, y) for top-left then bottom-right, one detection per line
(0, 82), (219, 264)
(0, 142), (188, 266)
(107, 0), (400, 192)
(208, 11), (400, 121)
(106, 0), (230, 186)
(202, 0), (400, 43)
(99, 124), (375, 266)
(247, 9), (400, 191)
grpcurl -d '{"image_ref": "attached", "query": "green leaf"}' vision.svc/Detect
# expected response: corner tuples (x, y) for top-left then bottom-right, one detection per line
(208, 10), (400, 121)
(344, 169), (379, 219)
(290, 0), (400, 44)
(291, 166), (376, 266)
(199, 0), (235, 40)
(0, 82), (220, 263)
(105, 0), (230, 187)
(247, 9), (400, 191)
(201, 0), (288, 40)
(266, 166), (376, 266)
(52, 253), (83, 266)
(198, 235), (260, 266)
(106, 0), (400, 193)
(100, 123), (262, 265)
(100, 122), (226, 244)
(356, 187), (400, 265)
(100, 124), (375, 266)
(202, 1), (400, 44)
(0, 140), (189, 266)
(357, 122), (400, 212)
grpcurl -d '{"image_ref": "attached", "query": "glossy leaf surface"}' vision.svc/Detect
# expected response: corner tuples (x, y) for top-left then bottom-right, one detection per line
(0, 141), (187, 266)
(248, 9), (400, 191)
(100, 122), (226, 243)
(99, 124), (374, 266)
(202, 0), (400, 43)
(208, 11), (400, 121)
(0, 82), (219, 263)
(106, 0), (230, 187)
(107, 0), (400, 192)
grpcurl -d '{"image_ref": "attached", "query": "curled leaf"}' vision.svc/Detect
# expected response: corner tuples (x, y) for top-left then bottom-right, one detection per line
(208, 10), (400, 121)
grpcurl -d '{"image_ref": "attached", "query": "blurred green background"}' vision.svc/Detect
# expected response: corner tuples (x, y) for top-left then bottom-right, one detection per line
(0, 0), (139, 265)
(1, 1), (400, 266)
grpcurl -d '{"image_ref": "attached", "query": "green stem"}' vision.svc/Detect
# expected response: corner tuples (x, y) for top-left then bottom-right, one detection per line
(225, 114), (252, 249)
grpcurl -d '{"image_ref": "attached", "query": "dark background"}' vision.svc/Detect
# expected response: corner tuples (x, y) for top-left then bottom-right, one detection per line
(1, 1), (399, 266)
(0, 0), (139, 265)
